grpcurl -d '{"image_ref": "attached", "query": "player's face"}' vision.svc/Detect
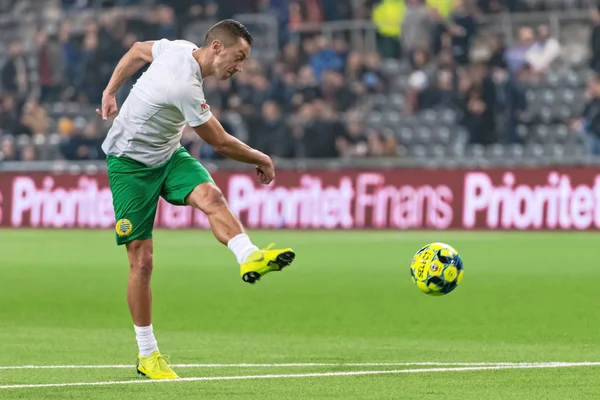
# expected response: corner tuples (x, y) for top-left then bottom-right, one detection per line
(214, 38), (251, 80)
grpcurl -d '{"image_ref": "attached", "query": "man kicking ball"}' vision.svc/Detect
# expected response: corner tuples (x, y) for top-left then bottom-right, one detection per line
(98, 19), (295, 380)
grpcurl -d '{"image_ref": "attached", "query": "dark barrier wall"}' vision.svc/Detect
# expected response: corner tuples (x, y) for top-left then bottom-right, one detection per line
(1, 167), (600, 230)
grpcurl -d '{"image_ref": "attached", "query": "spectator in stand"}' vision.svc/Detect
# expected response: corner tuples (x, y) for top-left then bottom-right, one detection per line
(36, 31), (66, 103)
(20, 145), (36, 162)
(1, 40), (29, 99)
(249, 74), (272, 109)
(447, 0), (476, 66)
(58, 118), (104, 160)
(428, 6), (448, 56)
(258, 101), (293, 158)
(572, 73), (600, 155)
(153, 5), (178, 40)
(322, 0), (353, 21)
(1, 137), (17, 161)
(294, 101), (342, 158)
(76, 24), (103, 104)
(505, 27), (534, 72)
(525, 24), (561, 75)
(321, 71), (358, 111)
(402, 0), (432, 59)
(59, 21), (80, 98)
(337, 110), (369, 158)
(279, 42), (304, 73)
(288, 0), (324, 37)
(462, 84), (493, 145)
(20, 98), (49, 136)
(591, 2), (600, 73)
(216, 0), (260, 19)
(310, 36), (345, 83)
(293, 65), (322, 108)
(361, 51), (387, 94)
(491, 62), (527, 144)
(405, 49), (436, 113)
(424, 68), (459, 109)
(0, 94), (31, 136)
(487, 33), (508, 69)
(461, 64), (497, 145)
(367, 127), (398, 156)
(477, 0), (507, 13)
(156, 0), (217, 27)
(371, 0), (404, 59)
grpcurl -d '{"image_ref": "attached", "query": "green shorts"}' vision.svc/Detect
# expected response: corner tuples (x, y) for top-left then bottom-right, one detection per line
(107, 147), (214, 245)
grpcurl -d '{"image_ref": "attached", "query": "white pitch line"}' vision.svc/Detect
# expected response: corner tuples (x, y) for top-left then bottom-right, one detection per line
(1, 362), (599, 390)
(0, 361), (578, 370)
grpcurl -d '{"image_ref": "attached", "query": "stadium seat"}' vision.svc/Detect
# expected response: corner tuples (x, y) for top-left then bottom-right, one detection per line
(564, 142), (585, 157)
(48, 133), (61, 146)
(367, 112), (383, 126)
(517, 124), (530, 141)
(415, 127), (433, 144)
(393, 76), (409, 91)
(485, 144), (505, 160)
(429, 144), (446, 158)
(419, 110), (438, 126)
(16, 134), (31, 147)
(84, 164), (99, 174)
(385, 111), (402, 127)
(544, 143), (565, 159)
(506, 143), (525, 159)
(541, 89), (556, 106)
(438, 109), (457, 125)
(409, 144), (427, 158)
(467, 144), (485, 158)
(434, 126), (451, 145)
(533, 125), (550, 143)
(398, 127), (415, 145)
(389, 93), (404, 109)
(524, 143), (544, 158)
(551, 125), (569, 142)
(381, 59), (401, 75)
(371, 94), (388, 111)
(448, 143), (465, 158)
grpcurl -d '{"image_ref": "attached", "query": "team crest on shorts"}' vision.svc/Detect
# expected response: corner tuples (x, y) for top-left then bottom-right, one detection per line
(115, 219), (133, 237)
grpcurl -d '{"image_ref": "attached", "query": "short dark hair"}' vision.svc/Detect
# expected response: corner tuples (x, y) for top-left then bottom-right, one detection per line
(203, 19), (253, 47)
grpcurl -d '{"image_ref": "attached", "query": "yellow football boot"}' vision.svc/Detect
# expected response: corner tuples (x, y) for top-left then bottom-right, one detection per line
(241, 243), (295, 284)
(136, 351), (179, 379)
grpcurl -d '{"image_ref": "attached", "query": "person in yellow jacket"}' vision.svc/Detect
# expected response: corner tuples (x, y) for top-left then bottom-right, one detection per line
(426, 0), (454, 18)
(372, 0), (405, 58)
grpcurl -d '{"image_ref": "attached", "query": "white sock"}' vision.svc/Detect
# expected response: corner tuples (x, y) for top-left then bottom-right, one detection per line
(134, 324), (159, 357)
(228, 233), (259, 264)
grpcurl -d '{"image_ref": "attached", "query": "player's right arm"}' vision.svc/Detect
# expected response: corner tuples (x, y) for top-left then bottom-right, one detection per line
(192, 117), (275, 185)
(96, 41), (155, 120)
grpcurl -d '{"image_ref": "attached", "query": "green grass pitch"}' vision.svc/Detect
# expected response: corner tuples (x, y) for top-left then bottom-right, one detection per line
(0, 229), (599, 399)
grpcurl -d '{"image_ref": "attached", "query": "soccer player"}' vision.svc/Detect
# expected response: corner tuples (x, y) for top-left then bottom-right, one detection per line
(97, 20), (296, 380)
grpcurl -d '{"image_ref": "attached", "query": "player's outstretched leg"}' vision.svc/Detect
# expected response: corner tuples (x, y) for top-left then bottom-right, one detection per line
(126, 239), (179, 379)
(185, 182), (295, 284)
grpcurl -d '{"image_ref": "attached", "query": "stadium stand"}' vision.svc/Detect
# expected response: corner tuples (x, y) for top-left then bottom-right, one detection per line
(0, 0), (596, 165)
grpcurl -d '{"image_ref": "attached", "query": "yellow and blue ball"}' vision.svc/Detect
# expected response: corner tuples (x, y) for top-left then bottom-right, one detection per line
(410, 242), (464, 296)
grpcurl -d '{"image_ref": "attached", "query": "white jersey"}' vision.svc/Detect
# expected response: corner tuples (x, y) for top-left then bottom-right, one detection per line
(101, 39), (212, 167)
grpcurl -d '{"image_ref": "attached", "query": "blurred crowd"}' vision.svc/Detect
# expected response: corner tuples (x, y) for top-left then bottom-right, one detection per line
(0, 0), (592, 162)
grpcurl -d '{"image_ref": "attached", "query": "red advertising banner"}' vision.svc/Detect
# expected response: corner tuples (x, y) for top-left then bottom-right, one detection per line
(1, 167), (599, 230)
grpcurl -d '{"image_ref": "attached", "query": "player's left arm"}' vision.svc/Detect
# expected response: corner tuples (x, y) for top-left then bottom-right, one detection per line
(192, 117), (275, 185)
(172, 84), (275, 185)
(96, 41), (155, 120)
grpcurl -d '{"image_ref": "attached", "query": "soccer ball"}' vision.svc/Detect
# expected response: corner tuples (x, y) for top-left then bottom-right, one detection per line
(410, 242), (464, 296)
